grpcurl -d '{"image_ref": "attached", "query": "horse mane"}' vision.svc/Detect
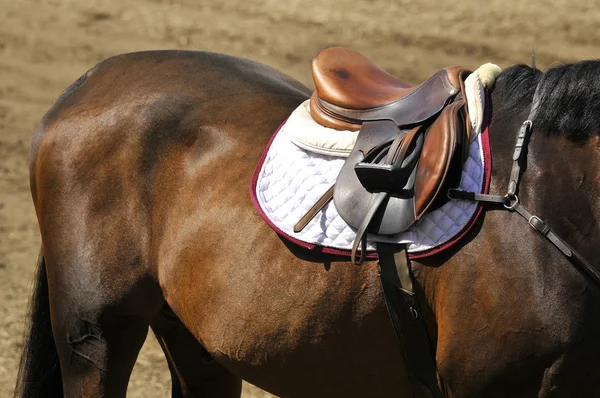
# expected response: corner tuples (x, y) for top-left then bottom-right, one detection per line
(55, 64), (99, 103)
(494, 60), (600, 140)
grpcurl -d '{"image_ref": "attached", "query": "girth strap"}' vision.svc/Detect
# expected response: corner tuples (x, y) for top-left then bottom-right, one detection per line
(377, 243), (444, 398)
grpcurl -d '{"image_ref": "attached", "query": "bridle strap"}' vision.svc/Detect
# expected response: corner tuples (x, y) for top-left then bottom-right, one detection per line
(508, 120), (532, 196)
(448, 116), (600, 288)
(511, 202), (600, 283)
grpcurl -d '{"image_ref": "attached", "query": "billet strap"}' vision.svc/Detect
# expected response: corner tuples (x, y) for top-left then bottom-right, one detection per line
(377, 243), (444, 398)
(293, 186), (334, 233)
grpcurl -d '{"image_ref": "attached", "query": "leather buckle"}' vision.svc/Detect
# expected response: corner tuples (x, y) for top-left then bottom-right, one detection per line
(529, 216), (550, 235)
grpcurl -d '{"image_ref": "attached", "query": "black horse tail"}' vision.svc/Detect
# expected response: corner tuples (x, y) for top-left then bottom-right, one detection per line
(14, 248), (63, 398)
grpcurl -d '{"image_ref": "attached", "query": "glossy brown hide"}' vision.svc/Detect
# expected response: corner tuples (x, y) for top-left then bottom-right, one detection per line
(27, 51), (600, 397)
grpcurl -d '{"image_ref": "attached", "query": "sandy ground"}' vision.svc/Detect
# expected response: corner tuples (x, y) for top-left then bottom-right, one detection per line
(1, 0), (598, 396)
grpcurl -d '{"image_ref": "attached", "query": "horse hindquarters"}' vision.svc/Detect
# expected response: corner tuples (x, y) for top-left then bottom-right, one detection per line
(16, 249), (162, 398)
(32, 240), (163, 397)
(27, 128), (166, 397)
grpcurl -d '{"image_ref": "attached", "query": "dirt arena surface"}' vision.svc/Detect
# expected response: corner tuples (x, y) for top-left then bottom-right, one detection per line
(1, 0), (598, 396)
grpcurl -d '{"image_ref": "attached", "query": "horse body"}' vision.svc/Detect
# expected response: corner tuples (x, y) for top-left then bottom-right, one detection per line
(20, 50), (600, 397)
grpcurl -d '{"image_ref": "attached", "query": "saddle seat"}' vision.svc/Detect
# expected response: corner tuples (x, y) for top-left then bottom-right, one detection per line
(310, 47), (467, 131)
(312, 47), (413, 110)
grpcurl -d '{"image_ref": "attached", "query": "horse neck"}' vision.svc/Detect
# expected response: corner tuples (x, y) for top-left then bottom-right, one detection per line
(485, 74), (600, 289)
(414, 66), (600, 374)
(493, 71), (600, 255)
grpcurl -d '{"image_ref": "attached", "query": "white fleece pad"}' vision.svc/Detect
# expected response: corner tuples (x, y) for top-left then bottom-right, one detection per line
(254, 107), (486, 253)
(288, 101), (359, 157)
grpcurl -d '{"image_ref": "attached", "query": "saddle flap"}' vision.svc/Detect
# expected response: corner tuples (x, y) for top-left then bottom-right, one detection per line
(333, 120), (419, 235)
(333, 100), (466, 237)
(414, 99), (465, 218)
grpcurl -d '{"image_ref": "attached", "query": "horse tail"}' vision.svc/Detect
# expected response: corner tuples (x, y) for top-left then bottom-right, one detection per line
(14, 248), (63, 398)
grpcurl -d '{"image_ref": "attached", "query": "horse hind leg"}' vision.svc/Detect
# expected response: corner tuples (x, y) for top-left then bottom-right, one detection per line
(151, 303), (242, 398)
(45, 250), (164, 397)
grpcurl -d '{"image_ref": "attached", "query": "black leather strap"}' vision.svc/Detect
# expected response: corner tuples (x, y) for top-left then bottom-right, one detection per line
(377, 243), (444, 398)
(352, 192), (388, 265)
(508, 120), (532, 196)
(511, 202), (600, 285)
(449, 188), (600, 287)
(447, 189), (505, 203)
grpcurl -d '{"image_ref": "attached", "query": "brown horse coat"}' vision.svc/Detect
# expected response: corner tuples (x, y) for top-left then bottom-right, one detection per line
(20, 51), (600, 397)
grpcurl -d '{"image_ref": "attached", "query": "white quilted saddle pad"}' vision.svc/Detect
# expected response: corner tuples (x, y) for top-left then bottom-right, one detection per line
(252, 101), (490, 256)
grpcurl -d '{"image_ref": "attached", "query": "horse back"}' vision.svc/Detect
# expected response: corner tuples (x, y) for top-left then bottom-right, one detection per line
(28, 50), (309, 273)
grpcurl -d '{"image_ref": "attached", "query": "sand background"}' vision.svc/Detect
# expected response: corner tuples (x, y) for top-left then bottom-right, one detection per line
(1, 0), (598, 396)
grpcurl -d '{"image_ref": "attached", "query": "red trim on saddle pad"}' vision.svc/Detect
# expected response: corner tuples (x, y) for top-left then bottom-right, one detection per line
(250, 115), (493, 260)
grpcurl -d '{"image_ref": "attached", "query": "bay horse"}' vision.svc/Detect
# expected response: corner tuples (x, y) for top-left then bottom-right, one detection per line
(16, 50), (600, 397)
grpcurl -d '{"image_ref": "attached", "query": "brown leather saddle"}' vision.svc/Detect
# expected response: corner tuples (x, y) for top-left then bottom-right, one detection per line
(297, 47), (472, 264)
(294, 47), (473, 398)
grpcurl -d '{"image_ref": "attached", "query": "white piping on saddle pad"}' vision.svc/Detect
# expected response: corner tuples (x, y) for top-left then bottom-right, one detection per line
(288, 63), (501, 155)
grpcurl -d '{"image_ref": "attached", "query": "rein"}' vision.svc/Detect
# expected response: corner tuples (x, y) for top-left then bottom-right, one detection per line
(449, 110), (600, 288)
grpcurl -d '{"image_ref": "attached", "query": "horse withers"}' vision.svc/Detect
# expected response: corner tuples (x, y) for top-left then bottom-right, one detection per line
(16, 50), (600, 397)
